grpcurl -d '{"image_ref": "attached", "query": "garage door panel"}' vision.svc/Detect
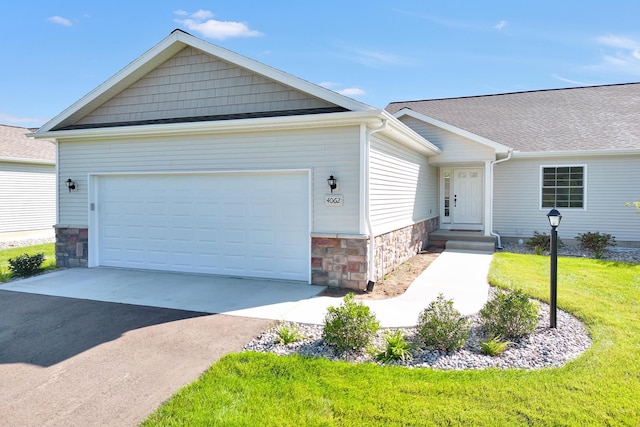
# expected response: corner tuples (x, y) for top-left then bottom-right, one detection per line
(96, 172), (309, 281)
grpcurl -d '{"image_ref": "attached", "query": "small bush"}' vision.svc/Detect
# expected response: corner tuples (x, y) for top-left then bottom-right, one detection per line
(480, 335), (512, 357)
(526, 231), (564, 255)
(322, 293), (380, 353)
(375, 330), (414, 363)
(274, 322), (304, 345)
(0, 267), (12, 283)
(416, 294), (469, 352)
(575, 232), (616, 259)
(8, 253), (45, 278)
(479, 288), (538, 339)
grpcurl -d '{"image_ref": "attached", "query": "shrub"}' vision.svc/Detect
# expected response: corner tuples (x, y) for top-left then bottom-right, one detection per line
(8, 253), (45, 278)
(416, 294), (469, 352)
(480, 335), (512, 357)
(0, 267), (11, 283)
(322, 293), (380, 353)
(479, 288), (538, 339)
(375, 330), (414, 363)
(526, 231), (564, 255)
(575, 232), (616, 259)
(274, 322), (304, 345)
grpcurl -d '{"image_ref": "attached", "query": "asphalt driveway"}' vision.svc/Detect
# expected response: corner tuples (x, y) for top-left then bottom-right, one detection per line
(0, 289), (272, 427)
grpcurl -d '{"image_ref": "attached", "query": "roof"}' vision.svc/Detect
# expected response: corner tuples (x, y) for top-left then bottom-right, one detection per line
(34, 29), (375, 135)
(0, 125), (55, 164)
(386, 83), (640, 153)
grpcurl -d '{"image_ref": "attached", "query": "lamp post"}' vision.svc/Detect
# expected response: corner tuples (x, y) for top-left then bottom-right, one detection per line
(546, 208), (562, 328)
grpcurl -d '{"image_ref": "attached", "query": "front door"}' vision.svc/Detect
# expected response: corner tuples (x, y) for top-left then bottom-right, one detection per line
(442, 168), (483, 229)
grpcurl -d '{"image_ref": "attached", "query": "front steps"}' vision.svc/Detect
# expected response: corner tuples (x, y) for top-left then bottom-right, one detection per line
(429, 230), (496, 254)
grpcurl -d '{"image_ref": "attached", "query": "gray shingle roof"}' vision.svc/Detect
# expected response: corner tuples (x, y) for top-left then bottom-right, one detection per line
(0, 125), (55, 162)
(385, 83), (640, 152)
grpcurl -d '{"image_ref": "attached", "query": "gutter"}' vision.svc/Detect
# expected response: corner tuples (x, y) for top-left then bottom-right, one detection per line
(364, 118), (389, 289)
(489, 150), (513, 249)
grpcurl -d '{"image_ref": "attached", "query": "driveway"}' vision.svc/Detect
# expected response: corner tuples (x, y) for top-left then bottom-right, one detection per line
(0, 289), (272, 427)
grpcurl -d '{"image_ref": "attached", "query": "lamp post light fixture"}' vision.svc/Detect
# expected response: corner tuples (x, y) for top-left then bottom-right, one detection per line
(546, 208), (562, 328)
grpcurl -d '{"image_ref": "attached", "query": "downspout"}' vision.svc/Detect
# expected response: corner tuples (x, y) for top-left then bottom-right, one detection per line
(364, 118), (388, 290)
(489, 149), (513, 249)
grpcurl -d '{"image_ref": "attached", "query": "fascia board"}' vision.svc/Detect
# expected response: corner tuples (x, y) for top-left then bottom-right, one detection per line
(0, 157), (55, 165)
(32, 110), (387, 141)
(512, 149), (640, 158)
(380, 111), (441, 155)
(393, 108), (511, 154)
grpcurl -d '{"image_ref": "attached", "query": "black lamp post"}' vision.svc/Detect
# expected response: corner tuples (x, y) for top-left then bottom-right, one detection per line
(546, 208), (562, 328)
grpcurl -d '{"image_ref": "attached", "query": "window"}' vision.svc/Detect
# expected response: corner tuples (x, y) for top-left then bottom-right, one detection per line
(541, 166), (585, 208)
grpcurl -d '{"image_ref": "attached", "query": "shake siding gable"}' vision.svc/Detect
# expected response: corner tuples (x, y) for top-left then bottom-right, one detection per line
(398, 116), (494, 164)
(369, 133), (437, 235)
(76, 47), (334, 126)
(493, 155), (640, 242)
(0, 163), (56, 233)
(57, 125), (361, 233)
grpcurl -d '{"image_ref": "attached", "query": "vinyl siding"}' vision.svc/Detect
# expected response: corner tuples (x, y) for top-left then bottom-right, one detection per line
(58, 126), (361, 234)
(0, 162), (56, 233)
(76, 47), (335, 126)
(369, 133), (438, 235)
(494, 154), (640, 242)
(399, 116), (495, 164)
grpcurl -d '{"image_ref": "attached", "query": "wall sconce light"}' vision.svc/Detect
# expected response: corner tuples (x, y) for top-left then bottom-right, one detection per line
(327, 175), (337, 193)
(66, 178), (76, 192)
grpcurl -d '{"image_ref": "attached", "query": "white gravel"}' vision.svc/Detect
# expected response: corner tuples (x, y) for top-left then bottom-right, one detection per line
(0, 238), (55, 251)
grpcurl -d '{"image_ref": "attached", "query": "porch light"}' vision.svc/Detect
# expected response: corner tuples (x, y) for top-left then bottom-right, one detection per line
(327, 175), (337, 193)
(65, 178), (76, 192)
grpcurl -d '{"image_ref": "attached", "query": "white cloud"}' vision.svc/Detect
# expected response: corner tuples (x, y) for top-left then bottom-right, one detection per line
(337, 87), (366, 96)
(494, 20), (507, 30)
(595, 34), (640, 50)
(551, 74), (591, 86)
(174, 10), (262, 40)
(0, 112), (48, 127)
(588, 34), (640, 76)
(48, 16), (72, 27)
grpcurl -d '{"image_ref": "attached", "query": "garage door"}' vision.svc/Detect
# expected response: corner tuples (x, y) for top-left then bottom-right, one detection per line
(94, 171), (309, 281)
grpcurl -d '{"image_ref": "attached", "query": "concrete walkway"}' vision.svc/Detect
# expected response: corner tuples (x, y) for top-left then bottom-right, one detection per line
(2, 250), (493, 327)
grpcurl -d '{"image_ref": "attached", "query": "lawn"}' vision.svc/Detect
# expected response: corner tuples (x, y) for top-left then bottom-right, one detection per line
(142, 253), (640, 426)
(0, 243), (56, 282)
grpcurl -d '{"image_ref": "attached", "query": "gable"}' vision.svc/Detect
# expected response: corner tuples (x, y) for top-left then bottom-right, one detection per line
(55, 46), (342, 130)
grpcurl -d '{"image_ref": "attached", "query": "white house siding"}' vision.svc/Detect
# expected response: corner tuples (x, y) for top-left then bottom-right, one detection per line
(398, 116), (495, 164)
(369, 133), (437, 235)
(493, 154), (640, 243)
(57, 125), (361, 234)
(0, 162), (55, 233)
(76, 47), (334, 126)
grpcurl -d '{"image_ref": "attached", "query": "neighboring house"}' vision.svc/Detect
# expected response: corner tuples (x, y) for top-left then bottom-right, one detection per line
(32, 30), (441, 288)
(0, 124), (56, 241)
(31, 30), (640, 289)
(386, 83), (640, 246)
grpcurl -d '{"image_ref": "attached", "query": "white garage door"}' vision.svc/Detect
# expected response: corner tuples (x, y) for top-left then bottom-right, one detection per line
(94, 171), (309, 281)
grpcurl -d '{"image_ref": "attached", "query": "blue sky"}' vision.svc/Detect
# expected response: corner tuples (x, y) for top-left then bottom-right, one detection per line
(2, 1), (640, 128)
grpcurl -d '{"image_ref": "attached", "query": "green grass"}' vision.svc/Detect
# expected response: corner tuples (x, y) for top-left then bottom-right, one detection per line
(0, 243), (56, 282)
(141, 253), (640, 426)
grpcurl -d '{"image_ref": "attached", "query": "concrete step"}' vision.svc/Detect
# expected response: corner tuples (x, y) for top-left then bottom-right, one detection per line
(445, 240), (495, 253)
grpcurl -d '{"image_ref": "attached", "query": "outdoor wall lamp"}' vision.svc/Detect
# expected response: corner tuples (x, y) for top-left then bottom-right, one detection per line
(65, 178), (76, 192)
(546, 208), (562, 328)
(327, 175), (337, 193)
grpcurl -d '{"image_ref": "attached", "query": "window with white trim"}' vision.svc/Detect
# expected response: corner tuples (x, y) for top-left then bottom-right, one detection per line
(541, 166), (585, 208)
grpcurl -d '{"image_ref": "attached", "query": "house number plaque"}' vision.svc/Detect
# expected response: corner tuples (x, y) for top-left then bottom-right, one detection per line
(324, 194), (344, 207)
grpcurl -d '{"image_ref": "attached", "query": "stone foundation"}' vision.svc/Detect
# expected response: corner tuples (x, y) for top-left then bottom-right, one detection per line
(311, 218), (439, 290)
(55, 226), (88, 267)
(373, 217), (439, 279)
(311, 235), (369, 291)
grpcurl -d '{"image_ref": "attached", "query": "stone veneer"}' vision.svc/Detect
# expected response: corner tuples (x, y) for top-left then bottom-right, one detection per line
(55, 226), (88, 267)
(311, 217), (439, 291)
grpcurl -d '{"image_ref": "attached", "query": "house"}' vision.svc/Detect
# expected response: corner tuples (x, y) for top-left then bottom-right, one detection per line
(31, 30), (640, 290)
(31, 29), (442, 289)
(385, 83), (640, 246)
(0, 124), (56, 242)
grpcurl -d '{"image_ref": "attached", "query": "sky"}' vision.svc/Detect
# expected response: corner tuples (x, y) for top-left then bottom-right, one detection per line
(2, 1), (640, 128)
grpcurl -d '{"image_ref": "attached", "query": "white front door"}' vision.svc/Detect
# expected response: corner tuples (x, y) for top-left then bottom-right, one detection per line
(442, 168), (483, 228)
